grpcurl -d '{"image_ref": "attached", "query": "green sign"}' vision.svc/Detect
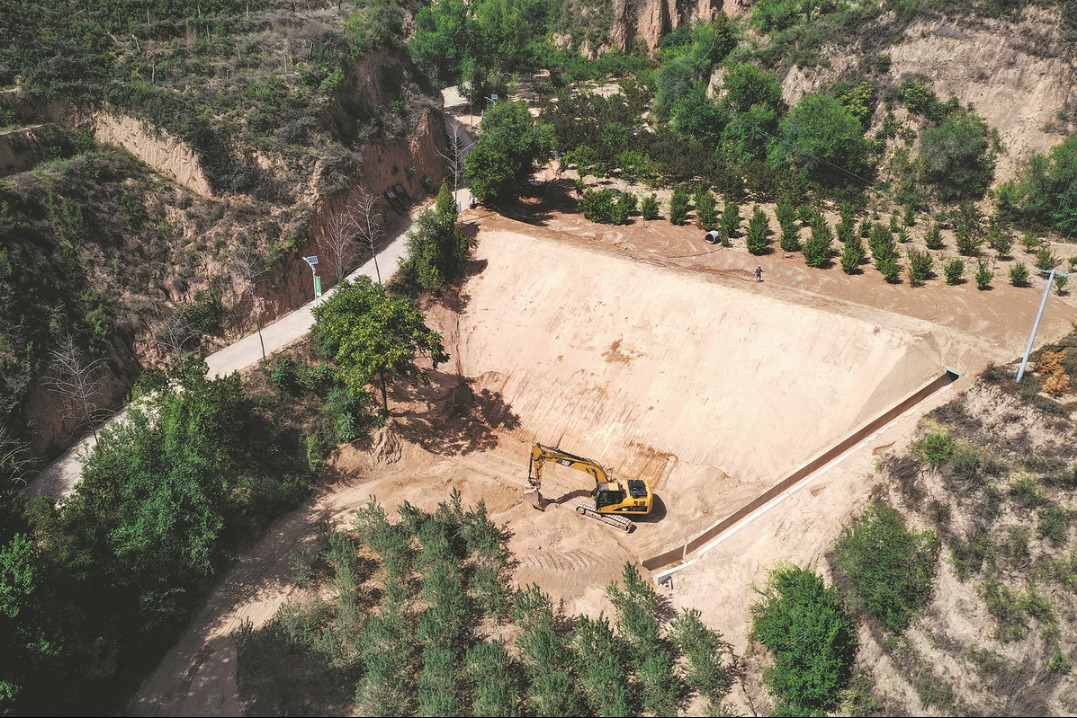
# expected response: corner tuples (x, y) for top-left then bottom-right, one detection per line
(314, 275), (322, 296)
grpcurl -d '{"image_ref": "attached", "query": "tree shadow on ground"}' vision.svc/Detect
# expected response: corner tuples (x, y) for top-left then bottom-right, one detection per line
(388, 368), (520, 456)
(436, 256), (487, 314)
(496, 178), (578, 227)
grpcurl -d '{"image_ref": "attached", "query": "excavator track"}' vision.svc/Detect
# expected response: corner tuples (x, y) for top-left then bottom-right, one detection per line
(574, 502), (635, 533)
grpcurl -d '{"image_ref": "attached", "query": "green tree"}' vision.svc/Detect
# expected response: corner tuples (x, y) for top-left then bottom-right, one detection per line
(669, 188), (690, 226)
(465, 101), (553, 205)
(919, 109), (996, 203)
(669, 608), (736, 709)
(465, 641), (521, 716)
(610, 192), (637, 226)
(840, 233), (865, 274)
(834, 504), (940, 633)
(944, 258), (965, 285)
(876, 255), (901, 283)
(907, 250), (934, 287)
(776, 198), (800, 251)
(987, 218), (1014, 257)
(751, 566), (857, 715)
(745, 206), (771, 255)
(401, 182), (470, 292)
(1035, 245), (1059, 271)
(722, 63), (784, 114)
(771, 93), (869, 186)
(695, 189), (718, 231)
(924, 224), (944, 250)
(803, 215), (833, 268)
(409, 0), (470, 87)
(1010, 262), (1030, 287)
(641, 194), (660, 220)
(313, 277), (448, 414)
(572, 615), (633, 716)
(975, 258), (994, 290)
(721, 200), (741, 239)
(995, 134), (1077, 235)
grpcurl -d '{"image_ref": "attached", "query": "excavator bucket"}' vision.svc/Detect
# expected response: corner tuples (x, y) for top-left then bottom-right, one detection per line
(524, 488), (545, 511)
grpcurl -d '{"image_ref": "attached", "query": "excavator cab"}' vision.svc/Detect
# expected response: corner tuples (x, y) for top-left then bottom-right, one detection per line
(594, 480), (651, 513)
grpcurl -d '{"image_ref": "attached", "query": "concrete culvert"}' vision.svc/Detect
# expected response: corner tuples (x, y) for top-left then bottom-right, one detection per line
(704, 230), (720, 244)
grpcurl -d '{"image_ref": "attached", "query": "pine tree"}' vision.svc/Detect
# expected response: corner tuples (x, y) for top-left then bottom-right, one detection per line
(840, 234), (865, 274)
(745, 206), (771, 255)
(803, 215), (833, 268)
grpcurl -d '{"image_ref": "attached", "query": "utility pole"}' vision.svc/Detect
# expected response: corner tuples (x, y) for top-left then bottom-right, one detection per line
(1015, 267), (1070, 382)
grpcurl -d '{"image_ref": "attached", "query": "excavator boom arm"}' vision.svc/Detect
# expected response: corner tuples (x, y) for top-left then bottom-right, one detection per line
(528, 443), (610, 490)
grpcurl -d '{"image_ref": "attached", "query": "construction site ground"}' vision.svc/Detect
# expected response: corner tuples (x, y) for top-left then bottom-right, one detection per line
(132, 188), (1077, 716)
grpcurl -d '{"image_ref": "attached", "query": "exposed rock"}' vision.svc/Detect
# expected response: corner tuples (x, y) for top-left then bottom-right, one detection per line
(90, 112), (215, 198)
(609, 0), (748, 52)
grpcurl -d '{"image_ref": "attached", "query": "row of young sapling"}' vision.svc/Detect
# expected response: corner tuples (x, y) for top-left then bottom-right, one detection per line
(577, 183), (1071, 292)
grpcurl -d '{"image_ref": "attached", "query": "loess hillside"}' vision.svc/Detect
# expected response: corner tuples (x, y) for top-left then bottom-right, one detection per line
(0, 0), (448, 456)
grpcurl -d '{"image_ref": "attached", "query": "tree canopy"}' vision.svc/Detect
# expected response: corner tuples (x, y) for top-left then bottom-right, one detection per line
(919, 109), (996, 203)
(312, 277), (448, 413)
(464, 100), (554, 205)
(997, 133), (1077, 236)
(770, 93), (869, 186)
(400, 182), (471, 292)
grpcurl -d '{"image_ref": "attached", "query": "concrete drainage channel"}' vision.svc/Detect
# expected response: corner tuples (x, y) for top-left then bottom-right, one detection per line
(645, 367), (962, 579)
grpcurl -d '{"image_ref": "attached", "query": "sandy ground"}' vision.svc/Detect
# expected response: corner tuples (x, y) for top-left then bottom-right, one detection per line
(131, 202), (1077, 716)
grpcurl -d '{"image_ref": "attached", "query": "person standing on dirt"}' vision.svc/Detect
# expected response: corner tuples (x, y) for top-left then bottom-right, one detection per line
(755, 265), (763, 283)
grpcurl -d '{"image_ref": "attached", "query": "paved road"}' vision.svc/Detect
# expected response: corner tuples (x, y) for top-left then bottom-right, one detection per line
(26, 133), (475, 500)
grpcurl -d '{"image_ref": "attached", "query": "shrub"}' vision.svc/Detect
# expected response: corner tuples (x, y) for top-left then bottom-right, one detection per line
(803, 216), (833, 268)
(916, 432), (953, 467)
(1010, 262), (1030, 287)
(695, 189), (717, 230)
(907, 250), (934, 286)
(944, 258), (965, 285)
(858, 218), (872, 238)
(579, 188), (618, 223)
(641, 194), (660, 220)
(1037, 503), (1070, 547)
(834, 504), (940, 633)
(924, 224), (944, 250)
(1056, 274), (1069, 296)
(975, 258), (994, 290)
(669, 188), (690, 226)
(1048, 653), (1073, 675)
(746, 206), (771, 255)
(751, 566), (857, 714)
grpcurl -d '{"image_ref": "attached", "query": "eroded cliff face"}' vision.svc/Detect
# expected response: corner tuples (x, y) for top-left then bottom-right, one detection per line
(5, 46), (448, 458)
(608, 0), (747, 52)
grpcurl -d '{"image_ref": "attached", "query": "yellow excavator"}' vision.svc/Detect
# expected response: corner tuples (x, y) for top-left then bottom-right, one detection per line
(525, 443), (653, 533)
